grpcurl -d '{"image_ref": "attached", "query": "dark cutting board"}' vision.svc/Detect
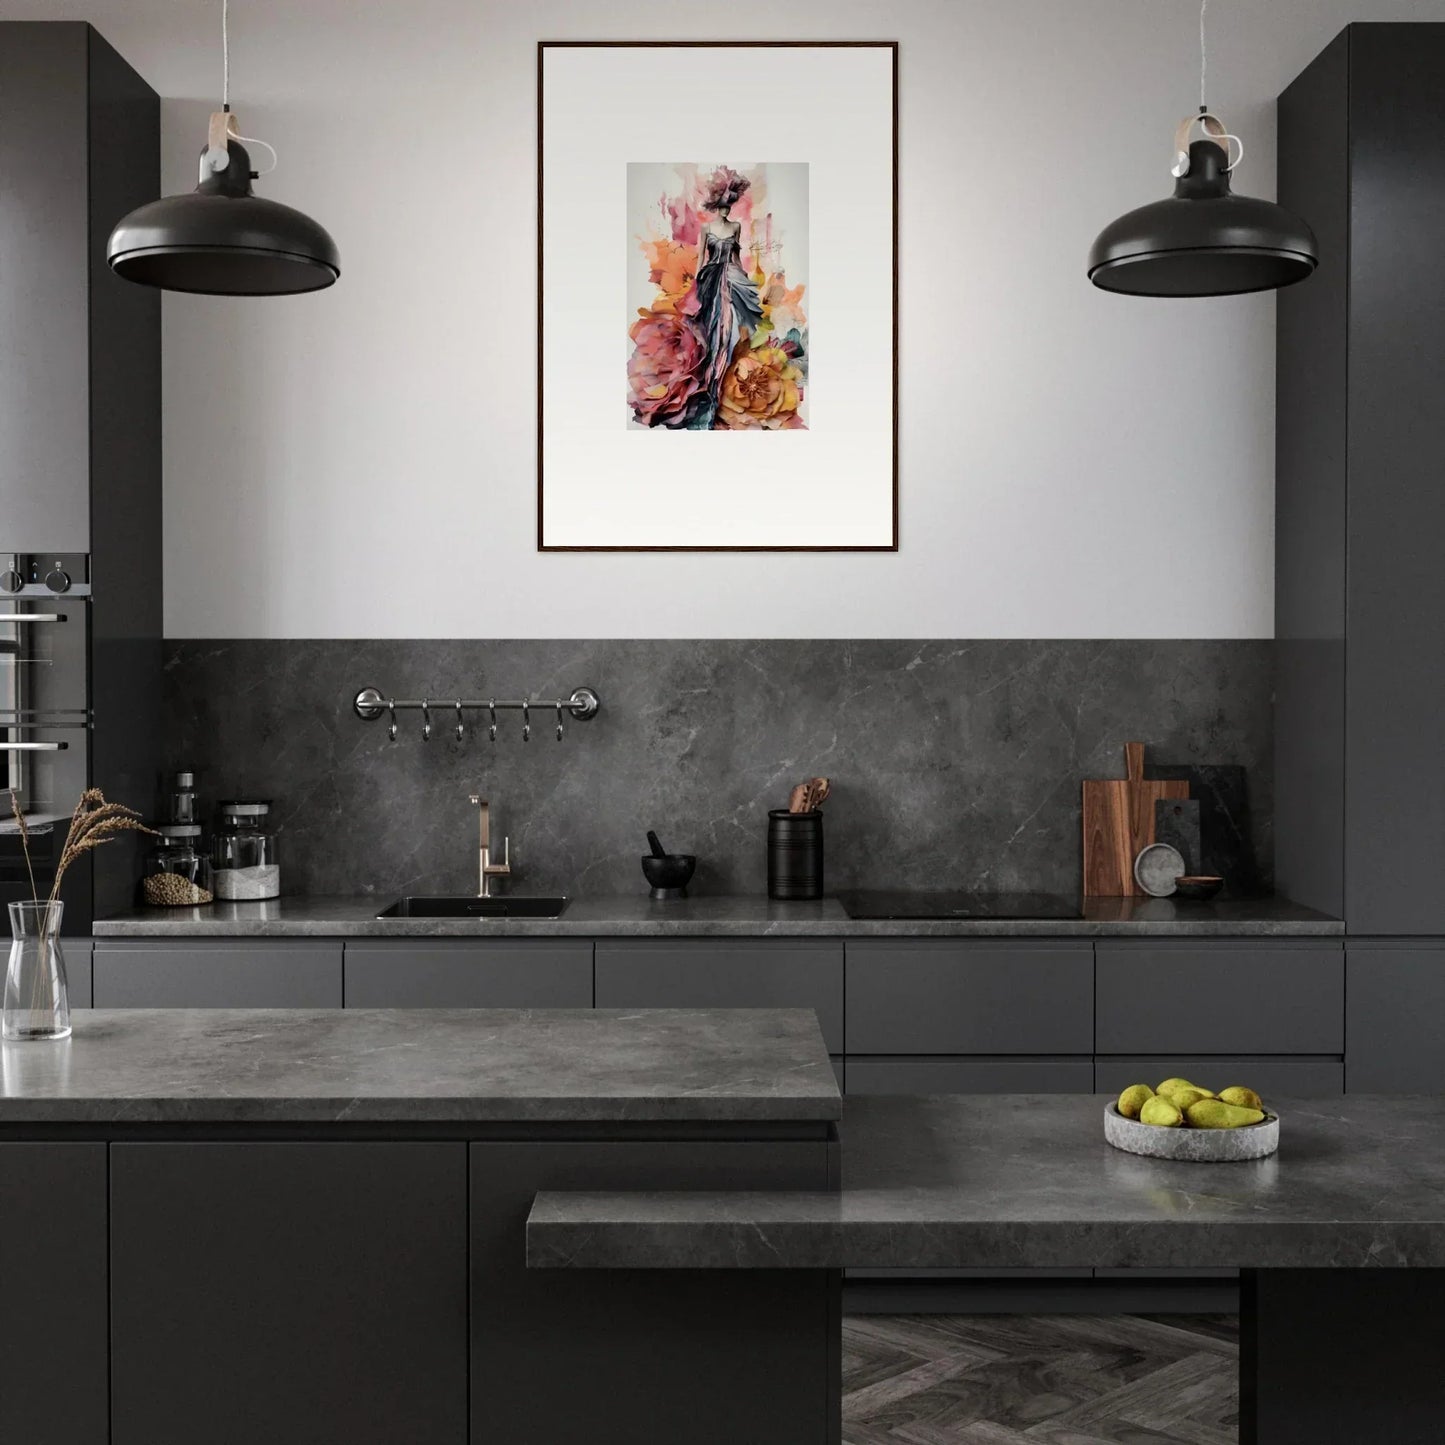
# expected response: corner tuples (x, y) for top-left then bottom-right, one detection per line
(1155, 797), (1202, 875)
(1146, 763), (1263, 894)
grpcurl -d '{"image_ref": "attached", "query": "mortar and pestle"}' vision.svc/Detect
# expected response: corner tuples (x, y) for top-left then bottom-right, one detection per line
(642, 830), (696, 901)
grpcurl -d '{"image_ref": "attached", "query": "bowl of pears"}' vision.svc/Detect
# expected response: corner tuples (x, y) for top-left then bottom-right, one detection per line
(1105, 1078), (1279, 1161)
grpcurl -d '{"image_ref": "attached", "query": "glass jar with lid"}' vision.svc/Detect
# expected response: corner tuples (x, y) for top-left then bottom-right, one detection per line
(212, 801), (281, 901)
(141, 825), (214, 907)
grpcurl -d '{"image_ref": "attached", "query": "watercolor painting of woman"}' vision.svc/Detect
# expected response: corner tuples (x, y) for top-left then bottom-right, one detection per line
(627, 162), (807, 432)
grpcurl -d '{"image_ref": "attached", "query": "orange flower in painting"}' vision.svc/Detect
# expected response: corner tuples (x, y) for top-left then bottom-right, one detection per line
(642, 237), (698, 313)
(716, 346), (805, 430)
(761, 274), (808, 339)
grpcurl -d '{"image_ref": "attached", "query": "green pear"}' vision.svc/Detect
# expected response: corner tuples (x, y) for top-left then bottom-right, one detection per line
(1218, 1086), (1264, 1111)
(1186, 1099), (1266, 1129)
(1140, 1096), (1184, 1127)
(1117, 1084), (1154, 1119)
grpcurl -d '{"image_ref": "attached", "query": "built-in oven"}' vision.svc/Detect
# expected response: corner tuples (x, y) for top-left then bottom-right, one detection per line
(0, 555), (92, 922)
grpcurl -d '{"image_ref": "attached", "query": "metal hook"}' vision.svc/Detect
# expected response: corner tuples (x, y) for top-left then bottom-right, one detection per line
(421, 698), (432, 742)
(521, 700), (531, 743)
(556, 702), (565, 742)
(488, 701), (497, 744)
(455, 700), (465, 742)
(387, 699), (398, 743)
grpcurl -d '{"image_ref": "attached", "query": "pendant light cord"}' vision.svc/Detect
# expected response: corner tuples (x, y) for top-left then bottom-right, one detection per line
(1199, 0), (1208, 111)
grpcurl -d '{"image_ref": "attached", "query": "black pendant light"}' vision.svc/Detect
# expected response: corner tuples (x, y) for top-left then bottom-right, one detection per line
(107, 0), (338, 296)
(1088, 0), (1316, 297)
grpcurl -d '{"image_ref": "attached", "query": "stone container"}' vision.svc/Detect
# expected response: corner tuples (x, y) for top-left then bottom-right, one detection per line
(1104, 1102), (1280, 1161)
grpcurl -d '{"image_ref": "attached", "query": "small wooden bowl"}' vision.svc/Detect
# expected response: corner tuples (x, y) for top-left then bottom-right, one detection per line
(1173, 875), (1224, 901)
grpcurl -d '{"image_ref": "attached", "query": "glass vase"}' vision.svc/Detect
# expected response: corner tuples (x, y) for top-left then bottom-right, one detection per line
(4, 901), (71, 1042)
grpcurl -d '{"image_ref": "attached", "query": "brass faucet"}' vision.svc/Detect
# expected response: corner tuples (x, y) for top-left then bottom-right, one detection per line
(467, 795), (511, 897)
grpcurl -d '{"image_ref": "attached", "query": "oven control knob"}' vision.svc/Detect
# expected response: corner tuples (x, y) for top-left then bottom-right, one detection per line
(44, 568), (71, 594)
(0, 570), (22, 594)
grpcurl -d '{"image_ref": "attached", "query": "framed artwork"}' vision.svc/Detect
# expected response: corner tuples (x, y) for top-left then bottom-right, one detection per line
(538, 41), (898, 551)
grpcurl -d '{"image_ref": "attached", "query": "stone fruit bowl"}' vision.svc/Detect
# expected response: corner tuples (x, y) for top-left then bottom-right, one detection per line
(1105, 1103), (1280, 1162)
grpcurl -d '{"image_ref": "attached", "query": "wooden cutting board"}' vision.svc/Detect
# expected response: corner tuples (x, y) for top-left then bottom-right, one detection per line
(1082, 742), (1189, 896)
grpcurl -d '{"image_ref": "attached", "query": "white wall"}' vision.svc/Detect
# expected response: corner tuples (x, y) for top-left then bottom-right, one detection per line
(3, 0), (1440, 638)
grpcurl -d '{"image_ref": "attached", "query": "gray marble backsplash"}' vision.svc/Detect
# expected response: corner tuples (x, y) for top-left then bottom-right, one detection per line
(162, 641), (1273, 900)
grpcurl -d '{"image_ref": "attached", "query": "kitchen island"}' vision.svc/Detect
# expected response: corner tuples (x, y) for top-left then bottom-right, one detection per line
(0, 1007), (840, 1445)
(534, 1093), (1445, 1445)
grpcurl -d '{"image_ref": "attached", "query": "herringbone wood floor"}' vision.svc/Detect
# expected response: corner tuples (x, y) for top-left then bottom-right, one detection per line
(842, 1314), (1238, 1445)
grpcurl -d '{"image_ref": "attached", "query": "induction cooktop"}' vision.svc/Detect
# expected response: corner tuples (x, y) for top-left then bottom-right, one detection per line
(836, 891), (1084, 920)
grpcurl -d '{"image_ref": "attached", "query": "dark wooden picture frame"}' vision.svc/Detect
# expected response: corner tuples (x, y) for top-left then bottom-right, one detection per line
(537, 40), (899, 552)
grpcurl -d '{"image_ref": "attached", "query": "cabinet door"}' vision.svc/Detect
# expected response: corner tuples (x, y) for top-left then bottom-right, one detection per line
(1347, 944), (1445, 1091)
(595, 940), (844, 1052)
(63, 938), (92, 1008)
(94, 940), (342, 1007)
(472, 1139), (835, 1445)
(1095, 942), (1343, 1054)
(0, 1143), (107, 1443)
(846, 1057), (1094, 1094)
(1094, 1056), (1344, 1097)
(0, 23), (90, 548)
(846, 941), (1093, 1055)
(111, 1142), (467, 1445)
(344, 939), (591, 1008)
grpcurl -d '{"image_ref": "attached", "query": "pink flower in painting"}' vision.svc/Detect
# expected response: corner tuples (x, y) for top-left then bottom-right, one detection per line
(628, 311), (707, 428)
(702, 165), (751, 212)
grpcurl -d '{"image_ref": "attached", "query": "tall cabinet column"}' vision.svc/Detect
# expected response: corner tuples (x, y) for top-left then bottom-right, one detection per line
(1277, 22), (1445, 1089)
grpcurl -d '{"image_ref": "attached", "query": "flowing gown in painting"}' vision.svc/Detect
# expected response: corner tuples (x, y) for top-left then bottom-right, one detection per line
(682, 229), (763, 429)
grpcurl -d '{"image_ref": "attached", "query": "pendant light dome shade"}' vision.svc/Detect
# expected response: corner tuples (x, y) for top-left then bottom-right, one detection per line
(107, 139), (339, 296)
(1089, 138), (1316, 298)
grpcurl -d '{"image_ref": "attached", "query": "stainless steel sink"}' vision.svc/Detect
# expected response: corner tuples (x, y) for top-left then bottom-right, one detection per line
(376, 896), (569, 919)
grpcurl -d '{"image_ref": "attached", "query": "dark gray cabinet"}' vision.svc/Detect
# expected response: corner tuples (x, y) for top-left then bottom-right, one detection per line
(1095, 942), (1343, 1055)
(63, 937), (92, 1008)
(470, 1139), (835, 1445)
(1346, 944), (1445, 1092)
(94, 940), (343, 1007)
(595, 940), (844, 1053)
(110, 1142), (468, 1445)
(0, 23), (92, 547)
(846, 941), (1093, 1055)
(344, 939), (592, 1008)
(0, 1143), (108, 1443)
(1277, 25), (1445, 934)
(847, 1057), (1093, 1094)
(1095, 1057), (1344, 1097)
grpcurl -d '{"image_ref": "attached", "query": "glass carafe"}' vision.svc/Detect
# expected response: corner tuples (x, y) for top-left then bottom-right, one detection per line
(4, 901), (71, 1042)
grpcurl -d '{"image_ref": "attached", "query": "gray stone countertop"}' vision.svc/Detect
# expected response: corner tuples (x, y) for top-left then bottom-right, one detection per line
(0, 1008), (840, 1125)
(528, 1093), (1445, 1270)
(91, 893), (1343, 938)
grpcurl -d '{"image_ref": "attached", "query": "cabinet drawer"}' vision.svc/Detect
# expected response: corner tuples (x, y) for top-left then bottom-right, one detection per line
(344, 940), (592, 1009)
(1095, 942), (1343, 1054)
(846, 1057), (1094, 1095)
(93, 941), (342, 1008)
(1347, 945), (1445, 1092)
(1094, 1056), (1344, 1097)
(594, 941), (843, 1053)
(845, 942), (1093, 1055)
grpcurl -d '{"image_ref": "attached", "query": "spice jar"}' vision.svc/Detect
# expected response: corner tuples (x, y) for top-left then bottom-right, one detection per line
(212, 801), (281, 901)
(142, 825), (215, 907)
